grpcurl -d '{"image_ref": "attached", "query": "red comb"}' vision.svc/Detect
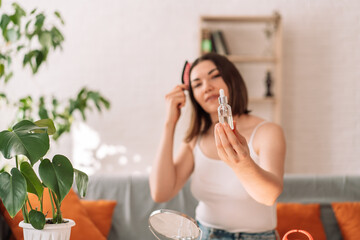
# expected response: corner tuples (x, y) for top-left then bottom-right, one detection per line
(181, 61), (191, 86)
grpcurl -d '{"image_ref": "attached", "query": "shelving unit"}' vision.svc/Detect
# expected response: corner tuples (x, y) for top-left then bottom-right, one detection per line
(199, 13), (283, 124)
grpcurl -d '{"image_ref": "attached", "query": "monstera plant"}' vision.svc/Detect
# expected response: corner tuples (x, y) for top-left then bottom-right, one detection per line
(0, 119), (88, 231)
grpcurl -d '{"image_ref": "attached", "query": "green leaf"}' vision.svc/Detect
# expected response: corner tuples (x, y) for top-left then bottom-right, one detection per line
(0, 64), (4, 77)
(0, 120), (49, 165)
(0, 14), (10, 32)
(38, 97), (49, 119)
(6, 28), (18, 42)
(29, 210), (46, 230)
(10, 3), (26, 25)
(39, 31), (52, 49)
(23, 50), (46, 74)
(0, 92), (7, 100)
(100, 96), (111, 109)
(17, 45), (25, 51)
(25, 20), (33, 37)
(12, 3), (26, 17)
(50, 26), (65, 49)
(35, 50), (46, 73)
(34, 119), (56, 135)
(0, 168), (27, 217)
(35, 13), (45, 30)
(4, 72), (13, 83)
(20, 162), (44, 199)
(74, 168), (88, 198)
(39, 155), (74, 203)
(54, 11), (65, 25)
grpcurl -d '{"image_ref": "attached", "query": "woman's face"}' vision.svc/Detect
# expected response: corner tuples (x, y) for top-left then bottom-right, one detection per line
(190, 60), (229, 115)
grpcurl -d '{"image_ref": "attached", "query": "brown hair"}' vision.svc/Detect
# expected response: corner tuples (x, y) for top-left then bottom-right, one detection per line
(185, 53), (250, 142)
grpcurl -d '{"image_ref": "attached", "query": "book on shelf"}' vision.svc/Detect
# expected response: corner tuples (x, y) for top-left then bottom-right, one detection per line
(201, 28), (212, 53)
(211, 30), (230, 55)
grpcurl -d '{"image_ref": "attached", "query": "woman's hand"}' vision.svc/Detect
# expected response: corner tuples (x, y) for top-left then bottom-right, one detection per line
(214, 122), (252, 168)
(165, 84), (188, 125)
(215, 121), (286, 205)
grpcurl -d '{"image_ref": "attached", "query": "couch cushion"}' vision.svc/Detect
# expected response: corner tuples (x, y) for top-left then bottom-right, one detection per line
(276, 203), (326, 240)
(80, 200), (117, 238)
(332, 202), (360, 240)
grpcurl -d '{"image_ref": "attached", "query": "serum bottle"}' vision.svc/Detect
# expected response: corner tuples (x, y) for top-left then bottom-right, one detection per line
(218, 89), (234, 130)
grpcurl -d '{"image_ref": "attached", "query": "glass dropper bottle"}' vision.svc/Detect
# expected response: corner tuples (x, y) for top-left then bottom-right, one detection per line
(218, 89), (234, 130)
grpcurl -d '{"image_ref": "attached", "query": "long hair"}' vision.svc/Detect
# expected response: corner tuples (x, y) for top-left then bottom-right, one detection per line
(185, 53), (250, 142)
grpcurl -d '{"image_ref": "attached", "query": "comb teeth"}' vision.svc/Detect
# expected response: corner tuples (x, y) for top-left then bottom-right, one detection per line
(183, 62), (191, 86)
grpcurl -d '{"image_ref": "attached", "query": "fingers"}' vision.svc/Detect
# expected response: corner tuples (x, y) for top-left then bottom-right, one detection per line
(214, 124), (227, 160)
(173, 84), (189, 92)
(215, 123), (249, 163)
(178, 84), (189, 91)
(165, 85), (187, 108)
(215, 123), (238, 163)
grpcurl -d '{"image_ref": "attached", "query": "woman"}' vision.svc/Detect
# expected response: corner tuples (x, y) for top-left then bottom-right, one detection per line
(149, 53), (286, 240)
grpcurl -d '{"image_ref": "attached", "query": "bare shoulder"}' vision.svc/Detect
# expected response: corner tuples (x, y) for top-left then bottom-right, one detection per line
(255, 121), (286, 148)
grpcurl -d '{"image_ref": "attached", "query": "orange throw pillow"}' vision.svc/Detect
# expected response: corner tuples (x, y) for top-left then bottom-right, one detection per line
(276, 203), (326, 240)
(1, 189), (106, 240)
(332, 202), (360, 240)
(80, 200), (117, 238)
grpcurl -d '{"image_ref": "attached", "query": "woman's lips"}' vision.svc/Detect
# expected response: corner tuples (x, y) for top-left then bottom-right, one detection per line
(205, 94), (219, 102)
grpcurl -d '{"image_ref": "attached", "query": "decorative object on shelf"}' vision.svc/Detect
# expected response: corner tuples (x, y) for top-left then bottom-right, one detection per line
(263, 11), (280, 56)
(0, 119), (89, 240)
(201, 29), (212, 53)
(265, 70), (273, 97)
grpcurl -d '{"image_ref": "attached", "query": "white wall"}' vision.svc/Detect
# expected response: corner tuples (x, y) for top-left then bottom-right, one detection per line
(1, 0), (359, 175)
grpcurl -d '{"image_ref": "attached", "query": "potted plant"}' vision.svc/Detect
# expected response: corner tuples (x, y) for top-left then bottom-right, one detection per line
(0, 118), (88, 240)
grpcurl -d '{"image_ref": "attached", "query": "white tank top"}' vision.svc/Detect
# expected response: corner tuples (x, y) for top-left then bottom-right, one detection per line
(190, 121), (277, 233)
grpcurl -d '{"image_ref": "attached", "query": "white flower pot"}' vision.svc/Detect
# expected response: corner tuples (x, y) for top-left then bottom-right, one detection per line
(19, 219), (75, 240)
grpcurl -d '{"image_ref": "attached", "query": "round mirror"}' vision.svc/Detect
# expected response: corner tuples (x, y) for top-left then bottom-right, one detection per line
(148, 209), (202, 240)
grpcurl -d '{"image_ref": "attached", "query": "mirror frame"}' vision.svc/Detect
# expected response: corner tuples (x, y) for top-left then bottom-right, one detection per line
(148, 209), (201, 240)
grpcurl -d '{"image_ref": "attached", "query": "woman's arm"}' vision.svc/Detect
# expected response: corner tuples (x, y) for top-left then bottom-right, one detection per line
(149, 84), (194, 203)
(149, 124), (194, 203)
(215, 122), (286, 206)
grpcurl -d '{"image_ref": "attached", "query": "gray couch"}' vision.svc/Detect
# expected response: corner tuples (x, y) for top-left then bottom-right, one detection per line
(1, 174), (360, 239)
(85, 174), (360, 240)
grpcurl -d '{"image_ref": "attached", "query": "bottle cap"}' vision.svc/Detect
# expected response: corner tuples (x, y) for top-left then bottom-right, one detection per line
(218, 89), (227, 104)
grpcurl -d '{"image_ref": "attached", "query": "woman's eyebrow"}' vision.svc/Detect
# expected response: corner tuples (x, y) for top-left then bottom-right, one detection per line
(191, 68), (219, 82)
(208, 68), (218, 75)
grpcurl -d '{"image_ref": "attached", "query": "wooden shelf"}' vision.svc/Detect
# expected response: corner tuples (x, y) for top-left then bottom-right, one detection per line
(249, 97), (276, 103)
(201, 15), (279, 23)
(199, 13), (282, 124)
(227, 55), (276, 63)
